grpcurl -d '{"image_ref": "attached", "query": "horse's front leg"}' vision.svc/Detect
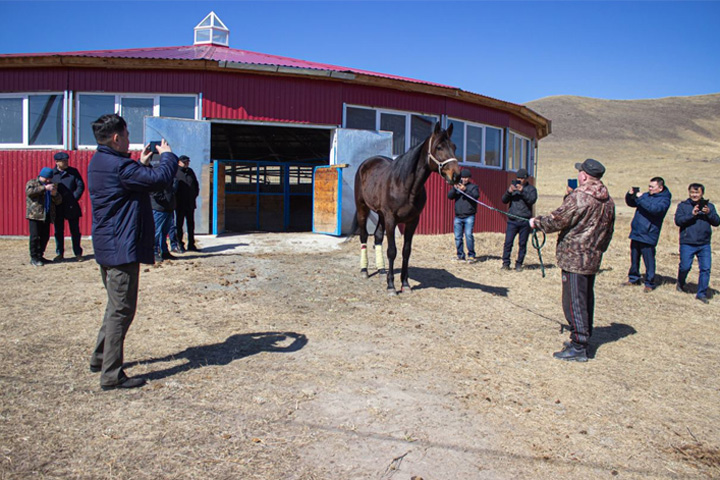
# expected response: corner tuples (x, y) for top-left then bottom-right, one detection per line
(384, 219), (398, 295)
(400, 221), (418, 293)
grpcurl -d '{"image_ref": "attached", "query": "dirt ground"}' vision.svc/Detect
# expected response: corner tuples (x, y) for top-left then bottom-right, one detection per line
(1, 203), (720, 479)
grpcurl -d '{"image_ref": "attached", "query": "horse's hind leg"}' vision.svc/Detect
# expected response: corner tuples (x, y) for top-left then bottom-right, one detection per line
(374, 214), (386, 274)
(356, 204), (370, 278)
(399, 221), (418, 293)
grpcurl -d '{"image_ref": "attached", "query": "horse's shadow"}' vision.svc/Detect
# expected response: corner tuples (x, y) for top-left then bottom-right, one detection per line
(408, 266), (509, 296)
(126, 331), (307, 381)
(587, 322), (637, 358)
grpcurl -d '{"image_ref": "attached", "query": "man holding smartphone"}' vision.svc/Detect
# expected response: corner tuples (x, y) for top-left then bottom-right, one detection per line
(624, 177), (672, 292)
(674, 183), (719, 304)
(501, 168), (537, 271)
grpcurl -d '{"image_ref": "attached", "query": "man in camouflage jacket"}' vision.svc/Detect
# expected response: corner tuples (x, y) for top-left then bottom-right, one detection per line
(530, 159), (615, 362)
(26, 167), (62, 266)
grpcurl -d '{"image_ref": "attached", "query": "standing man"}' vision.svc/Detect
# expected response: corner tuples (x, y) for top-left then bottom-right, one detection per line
(51, 152), (85, 262)
(674, 183), (720, 304)
(174, 155), (200, 252)
(447, 168), (479, 262)
(624, 177), (672, 292)
(150, 174), (178, 262)
(26, 167), (62, 266)
(87, 114), (177, 390)
(530, 159), (615, 362)
(501, 168), (537, 271)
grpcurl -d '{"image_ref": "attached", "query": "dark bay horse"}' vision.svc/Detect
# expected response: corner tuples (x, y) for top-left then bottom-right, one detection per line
(354, 122), (461, 295)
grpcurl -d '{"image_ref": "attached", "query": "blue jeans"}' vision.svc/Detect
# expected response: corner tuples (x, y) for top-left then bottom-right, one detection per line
(678, 243), (712, 299)
(153, 210), (173, 256)
(453, 216), (475, 259)
(168, 215), (179, 250)
(628, 240), (656, 288)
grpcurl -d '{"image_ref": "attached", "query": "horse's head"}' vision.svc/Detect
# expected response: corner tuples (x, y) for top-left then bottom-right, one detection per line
(427, 122), (461, 185)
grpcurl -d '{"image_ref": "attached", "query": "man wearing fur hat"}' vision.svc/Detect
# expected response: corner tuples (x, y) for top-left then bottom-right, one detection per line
(26, 167), (62, 266)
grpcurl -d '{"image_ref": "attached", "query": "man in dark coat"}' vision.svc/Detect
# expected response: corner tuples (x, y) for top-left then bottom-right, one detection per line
(674, 183), (720, 304)
(150, 174), (178, 262)
(51, 152), (85, 261)
(624, 176), (672, 292)
(501, 168), (537, 271)
(447, 168), (479, 262)
(174, 155), (200, 252)
(87, 114), (177, 390)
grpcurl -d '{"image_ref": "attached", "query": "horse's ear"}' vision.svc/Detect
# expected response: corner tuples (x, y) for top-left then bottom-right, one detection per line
(434, 122), (442, 135)
(447, 122), (454, 138)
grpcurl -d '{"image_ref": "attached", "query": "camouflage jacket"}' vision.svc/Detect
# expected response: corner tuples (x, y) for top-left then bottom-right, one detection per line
(26, 178), (62, 221)
(535, 178), (615, 275)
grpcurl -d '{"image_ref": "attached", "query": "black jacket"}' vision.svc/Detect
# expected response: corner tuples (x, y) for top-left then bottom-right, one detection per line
(176, 166), (199, 211)
(52, 166), (85, 219)
(447, 183), (479, 218)
(502, 183), (537, 221)
(674, 198), (720, 245)
(150, 178), (178, 212)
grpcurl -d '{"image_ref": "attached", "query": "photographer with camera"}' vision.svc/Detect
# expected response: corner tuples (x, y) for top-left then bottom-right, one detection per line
(501, 168), (537, 271)
(448, 168), (479, 262)
(674, 183), (720, 304)
(623, 177), (672, 292)
(25, 167), (63, 266)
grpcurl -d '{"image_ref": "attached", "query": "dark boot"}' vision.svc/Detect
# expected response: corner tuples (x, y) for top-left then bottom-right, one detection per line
(553, 343), (588, 362)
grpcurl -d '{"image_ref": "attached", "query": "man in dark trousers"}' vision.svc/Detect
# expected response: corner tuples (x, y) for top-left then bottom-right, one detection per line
(531, 159), (615, 362)
(175, 155), (200, 252)
(447, 168), (479, 262)
(151, 174), (178, 262)
(624, 176), (672, 292)
(87, 114), (177, 390)
(501, 168), (537, 271)
(26, 167), (62, 266)
(674, 183), (720, 304)
(51, 152), (85, 262)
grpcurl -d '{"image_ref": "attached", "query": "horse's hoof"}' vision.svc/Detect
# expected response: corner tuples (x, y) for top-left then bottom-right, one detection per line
(387, 288), (398, 296)
(360, 268), (368, 278)
(401, 286), (412, 294)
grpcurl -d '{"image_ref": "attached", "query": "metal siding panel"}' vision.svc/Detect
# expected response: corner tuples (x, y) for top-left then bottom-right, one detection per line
(0, 150), (94, 236)
(0, 68), (68, 91)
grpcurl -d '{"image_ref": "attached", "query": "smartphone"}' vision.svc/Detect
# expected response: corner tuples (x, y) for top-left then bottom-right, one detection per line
(147, 141), (162, 154)
(697, 198), (708, 210)
(632, 186), (640, 194)
(567, 178), (578, 189)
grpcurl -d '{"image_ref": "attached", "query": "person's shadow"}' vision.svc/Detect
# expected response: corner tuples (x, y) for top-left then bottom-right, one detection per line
(409, 267), (509, 296)
(126, 331), (307, 381)
(587, 322), (636, 358)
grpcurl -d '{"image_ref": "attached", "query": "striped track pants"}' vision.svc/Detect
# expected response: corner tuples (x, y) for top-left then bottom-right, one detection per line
(561, 270), (596, 347)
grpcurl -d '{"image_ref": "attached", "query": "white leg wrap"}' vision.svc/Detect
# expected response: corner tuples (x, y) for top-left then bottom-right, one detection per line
(360, 244), (368, 269)
(375, 244), (385, 270)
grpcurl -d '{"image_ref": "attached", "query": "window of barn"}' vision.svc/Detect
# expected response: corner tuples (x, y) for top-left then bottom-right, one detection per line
(0, 93), (64, 148)
(447, 118), (503, 169)
(507, 131), (530, 172)
(77, 94), (198, 148)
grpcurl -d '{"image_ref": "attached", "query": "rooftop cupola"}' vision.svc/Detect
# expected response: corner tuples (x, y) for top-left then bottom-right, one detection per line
(194, 12), (229, 47)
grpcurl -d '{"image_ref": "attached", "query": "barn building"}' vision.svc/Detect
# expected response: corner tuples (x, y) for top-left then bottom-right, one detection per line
(0, 12), (550, 238)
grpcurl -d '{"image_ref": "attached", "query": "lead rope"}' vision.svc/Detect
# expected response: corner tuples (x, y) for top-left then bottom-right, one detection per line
(454, 186), (547, 277)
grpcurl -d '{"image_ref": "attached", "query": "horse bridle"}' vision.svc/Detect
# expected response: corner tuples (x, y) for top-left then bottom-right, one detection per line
(427, 137), (458, 173)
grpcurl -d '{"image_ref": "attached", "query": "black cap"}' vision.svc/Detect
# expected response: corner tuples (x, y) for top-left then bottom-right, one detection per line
(516, 168), (529, 179)
(178, 155), (190, 162)
(54, 152), (69, 161)
(574, 158), (605, 179)
(460, 168), (472, 178)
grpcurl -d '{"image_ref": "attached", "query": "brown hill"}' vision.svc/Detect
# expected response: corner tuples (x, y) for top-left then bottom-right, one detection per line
(527, 93), (720, 200)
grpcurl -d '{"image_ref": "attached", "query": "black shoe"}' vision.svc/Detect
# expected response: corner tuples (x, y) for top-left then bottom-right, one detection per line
(553, 344), (588, 362)
(170, 247), (183, 254)
(162, 253), (178, 260)
(515, 264), (523, 271)
(101, 376), (146, 391)
(39, 257), (53, 264)
(74, 255), (84, 262)
(187, 245), (200, 252)
(53, 254), (64, 262)
(697, 297), (710, 304)
(676, 283), (689, 293)
(30, 258), (44, 267)
(501, 264), (511, 271)
(89, 364), (101, 373)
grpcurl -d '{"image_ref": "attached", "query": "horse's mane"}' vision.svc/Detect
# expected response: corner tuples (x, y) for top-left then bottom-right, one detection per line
(388, 139), (426, 178)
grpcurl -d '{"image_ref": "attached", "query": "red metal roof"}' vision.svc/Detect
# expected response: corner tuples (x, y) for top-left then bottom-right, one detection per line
(1, 44), (460, 90)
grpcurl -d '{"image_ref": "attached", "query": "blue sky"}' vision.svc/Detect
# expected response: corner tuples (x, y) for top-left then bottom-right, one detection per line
(0, 0), (718, 104)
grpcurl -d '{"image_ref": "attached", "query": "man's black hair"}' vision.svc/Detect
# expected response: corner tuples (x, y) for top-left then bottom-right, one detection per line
(650, 176), (665, 188)
(92, 114), (127, 145)
(689, 183), (705, 194)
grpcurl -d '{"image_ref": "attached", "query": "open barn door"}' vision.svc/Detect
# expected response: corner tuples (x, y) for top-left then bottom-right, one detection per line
(144, 117), (211, 233)
(315, 128), (393, 235)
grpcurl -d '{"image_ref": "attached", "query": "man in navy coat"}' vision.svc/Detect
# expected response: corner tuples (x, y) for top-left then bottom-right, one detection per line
(51, 152), (85, 261)
(87, 114), (177, 390)
(623, 176), (672, 292)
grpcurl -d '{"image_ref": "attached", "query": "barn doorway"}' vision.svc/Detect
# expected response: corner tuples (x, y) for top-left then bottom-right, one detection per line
(211, 123), (332, 232)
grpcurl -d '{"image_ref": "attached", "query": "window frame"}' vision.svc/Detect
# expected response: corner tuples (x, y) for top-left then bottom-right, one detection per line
(507, 130), (531, 173)
(76, 93), (199, 150)
(342, 104), (439, 156)
(0, 92), (66, 149)
(446, 116), (504, 171)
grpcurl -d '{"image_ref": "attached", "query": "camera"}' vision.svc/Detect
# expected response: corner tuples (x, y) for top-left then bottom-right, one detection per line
(697, 198), (708, 211)
(632, 186), (640, 194)
(511, 179), (520, 186)
(147, 141), (162, 154)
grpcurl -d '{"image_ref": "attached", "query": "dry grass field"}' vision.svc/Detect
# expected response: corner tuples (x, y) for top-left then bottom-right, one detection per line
(2, 93), (720, 479)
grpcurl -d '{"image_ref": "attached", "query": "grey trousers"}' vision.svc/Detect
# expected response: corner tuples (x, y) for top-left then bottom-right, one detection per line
(90, 263), (140, 386)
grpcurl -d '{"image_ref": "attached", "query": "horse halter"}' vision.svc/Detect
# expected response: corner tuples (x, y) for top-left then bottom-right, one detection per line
(427, 137), (458, 173)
